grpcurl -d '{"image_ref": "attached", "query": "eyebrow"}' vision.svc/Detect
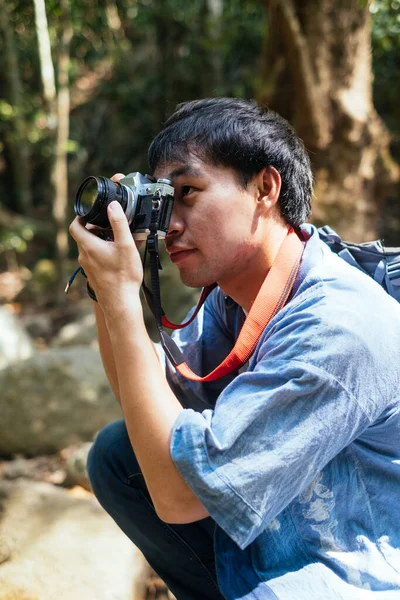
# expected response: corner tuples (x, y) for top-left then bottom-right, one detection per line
(167, 165), (205, 182)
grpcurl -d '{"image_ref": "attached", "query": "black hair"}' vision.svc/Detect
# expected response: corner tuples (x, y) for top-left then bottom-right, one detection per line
(148, 97), (312, 227)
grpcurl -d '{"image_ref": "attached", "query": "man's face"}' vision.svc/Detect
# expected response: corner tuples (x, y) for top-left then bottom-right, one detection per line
(154, 157), (264, 289)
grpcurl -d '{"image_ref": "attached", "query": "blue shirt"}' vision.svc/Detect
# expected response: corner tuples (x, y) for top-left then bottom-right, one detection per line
(165, 225), (400, 599)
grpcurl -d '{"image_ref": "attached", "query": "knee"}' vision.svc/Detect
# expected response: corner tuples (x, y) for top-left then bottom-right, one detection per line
(87, 419), (140, 502)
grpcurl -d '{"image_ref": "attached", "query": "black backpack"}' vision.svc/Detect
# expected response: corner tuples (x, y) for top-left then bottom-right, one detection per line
(318, 226), (400, 303)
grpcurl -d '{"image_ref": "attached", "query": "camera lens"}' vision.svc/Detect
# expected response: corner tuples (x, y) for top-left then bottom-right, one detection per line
(78, 177), (99, 215)
(75, 176), (127, 228)
(75, 176), (105, 219)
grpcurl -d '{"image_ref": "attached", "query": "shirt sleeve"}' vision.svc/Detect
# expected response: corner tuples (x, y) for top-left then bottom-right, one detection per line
(170, 288), (383, 550)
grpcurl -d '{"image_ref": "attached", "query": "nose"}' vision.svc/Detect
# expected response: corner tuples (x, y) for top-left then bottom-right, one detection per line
(166, 202), (185, 238)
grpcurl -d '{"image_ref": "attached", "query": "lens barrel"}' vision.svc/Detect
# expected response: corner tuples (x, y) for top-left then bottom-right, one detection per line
(75, 176), (128, 228)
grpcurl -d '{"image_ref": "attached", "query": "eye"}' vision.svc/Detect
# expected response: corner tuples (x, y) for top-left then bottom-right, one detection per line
(182, 185), (196, 197)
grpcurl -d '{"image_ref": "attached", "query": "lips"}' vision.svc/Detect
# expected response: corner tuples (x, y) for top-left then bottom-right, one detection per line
(168, 247), (197, 264)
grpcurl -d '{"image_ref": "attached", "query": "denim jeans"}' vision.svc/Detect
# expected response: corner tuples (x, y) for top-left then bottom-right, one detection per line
(87, 419), (226, 600)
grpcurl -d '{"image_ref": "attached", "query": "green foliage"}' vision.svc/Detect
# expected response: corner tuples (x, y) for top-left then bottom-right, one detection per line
(0, 0), (399, 290)
(371, 0), (400, 135)
(370, 0), (400, 243)
(0, 0), (265, 219)
(0, 100), (15, 120)
(371, 0), (400, 48)
(0, 223), (34, 254)
(65, 0), (264, 198)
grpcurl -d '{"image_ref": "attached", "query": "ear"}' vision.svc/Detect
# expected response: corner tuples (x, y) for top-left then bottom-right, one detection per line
(254, 166), (281, 213)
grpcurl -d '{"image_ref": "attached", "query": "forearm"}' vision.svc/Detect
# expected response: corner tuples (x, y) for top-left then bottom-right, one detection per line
(93, 301), (164, 405)
(93, 301), (121, 403)
(104, 298), (208, 523)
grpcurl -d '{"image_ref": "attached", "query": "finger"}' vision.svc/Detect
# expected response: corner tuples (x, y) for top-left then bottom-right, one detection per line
(69, 216), (103, 248)
(69, 216), (87, 242)
(111, 173), (125, 183)
(107, 201), (132, 245)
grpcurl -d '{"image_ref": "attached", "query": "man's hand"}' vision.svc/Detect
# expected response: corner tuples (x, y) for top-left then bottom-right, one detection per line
(69, 173), (143, 316)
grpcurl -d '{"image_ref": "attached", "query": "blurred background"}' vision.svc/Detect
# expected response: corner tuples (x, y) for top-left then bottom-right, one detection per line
(0, 0), (399, 323)
(0, 1), (399, 597)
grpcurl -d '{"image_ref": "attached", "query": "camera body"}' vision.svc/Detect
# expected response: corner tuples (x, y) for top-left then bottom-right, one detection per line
(75, 172), (174, 240)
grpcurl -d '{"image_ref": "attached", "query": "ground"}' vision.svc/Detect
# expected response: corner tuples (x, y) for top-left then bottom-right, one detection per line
(0, 452), (175, 599)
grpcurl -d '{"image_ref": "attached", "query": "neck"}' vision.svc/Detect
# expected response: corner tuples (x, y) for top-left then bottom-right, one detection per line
(218, 224), (289, 313)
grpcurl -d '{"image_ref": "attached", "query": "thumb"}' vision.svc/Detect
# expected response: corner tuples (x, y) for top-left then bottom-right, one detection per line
(107, 201), (131, 244)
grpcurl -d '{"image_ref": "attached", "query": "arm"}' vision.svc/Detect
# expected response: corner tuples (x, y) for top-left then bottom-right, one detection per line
(105, 299), (209, 523)
(70, 203), (209, 524)
(93, 299), (165, 406)
(93, 301), (121, 404)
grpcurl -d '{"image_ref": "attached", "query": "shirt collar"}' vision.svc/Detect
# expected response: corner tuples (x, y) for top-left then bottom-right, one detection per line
(288, 224), (324, 300)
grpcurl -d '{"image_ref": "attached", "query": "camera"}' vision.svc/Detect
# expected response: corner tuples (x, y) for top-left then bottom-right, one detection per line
(74, 172), (174, 240)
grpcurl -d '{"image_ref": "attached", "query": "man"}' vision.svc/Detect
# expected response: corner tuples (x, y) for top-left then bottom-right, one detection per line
(69, 98), (400, 600)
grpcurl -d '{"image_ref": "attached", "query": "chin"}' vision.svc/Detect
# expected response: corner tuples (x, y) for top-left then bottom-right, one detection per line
(179, 270), (216, 289)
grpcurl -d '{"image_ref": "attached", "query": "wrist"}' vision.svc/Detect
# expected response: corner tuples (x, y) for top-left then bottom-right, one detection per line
(102, 292), (143, 326)
(104, 302), (147, 354)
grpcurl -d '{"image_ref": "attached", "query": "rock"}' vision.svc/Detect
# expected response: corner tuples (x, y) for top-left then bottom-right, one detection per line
(0, 346), (121, 457)
(51, 312), (98, 348)
(0, 307), (34, 371)
(0, 479), (149, 600)
(64, 442), (92, 491)
(23, 312), (53, 341)
(0, 454), (67, 486)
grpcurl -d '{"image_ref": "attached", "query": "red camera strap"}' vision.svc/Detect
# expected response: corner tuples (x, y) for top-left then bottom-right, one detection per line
(161, 284), (217, 329)
(148, 228), (304, 382)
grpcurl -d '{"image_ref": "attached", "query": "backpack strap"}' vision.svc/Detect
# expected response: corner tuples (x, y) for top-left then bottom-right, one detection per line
(337, 248), (365, 272)
(318, 226), (400, 303)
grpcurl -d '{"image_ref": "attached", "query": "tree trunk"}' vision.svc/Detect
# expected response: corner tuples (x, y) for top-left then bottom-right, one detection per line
(202, 0), (224, 95)
(33, 0), (57, 124)
(259, 0), (399, 241)
(51, 0), (73, 301)
(33, 0), (72, 300)
(0, 1), (32, 214)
